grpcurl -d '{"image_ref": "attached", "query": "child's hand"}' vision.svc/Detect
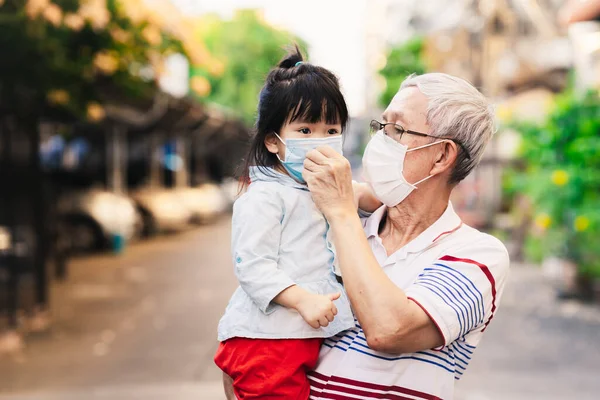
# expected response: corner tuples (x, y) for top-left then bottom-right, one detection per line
(295, 292), (340, 329)
(352, 181), (382, 212)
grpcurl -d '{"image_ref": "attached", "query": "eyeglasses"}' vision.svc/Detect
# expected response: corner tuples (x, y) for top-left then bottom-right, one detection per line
(369, 120), (471, 159)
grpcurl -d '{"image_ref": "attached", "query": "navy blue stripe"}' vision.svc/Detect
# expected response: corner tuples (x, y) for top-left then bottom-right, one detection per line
(351, 341), (456, 370)
(432, 263), (485, 312)
(420, 270), (484, 327)
(449, 344), (472, 362)
(424, 267), (485, 325)
(348, 346), (455, 373)
(425, 265), (485, 324)
(324, 337), (352, 348)
(450, 342), (473, 360)
(416, 351), (456, 368)
(455, 340), (475, 353)
(417, 276), (475, 333)
(451, 350), (470, 367)
(417, 280), (466, 335)
(322, 342), (348, 352)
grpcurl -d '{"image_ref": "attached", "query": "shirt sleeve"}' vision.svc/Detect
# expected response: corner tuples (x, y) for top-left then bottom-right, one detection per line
(231, 185), (296, 314)
(405, 235), (510, 347)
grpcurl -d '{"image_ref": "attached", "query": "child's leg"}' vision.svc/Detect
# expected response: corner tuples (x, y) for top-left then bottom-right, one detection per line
(222, 372), (236, 400)
(214, 337), (323, 399)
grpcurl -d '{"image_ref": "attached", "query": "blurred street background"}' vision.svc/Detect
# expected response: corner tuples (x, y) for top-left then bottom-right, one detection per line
(1, 0), (599, 399)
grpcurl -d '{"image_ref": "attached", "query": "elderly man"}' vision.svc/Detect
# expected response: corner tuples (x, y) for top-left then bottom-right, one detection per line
(302, 73), (509, 399)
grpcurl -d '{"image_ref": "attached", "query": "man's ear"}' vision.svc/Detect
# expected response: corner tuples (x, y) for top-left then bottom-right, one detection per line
(431, 140), (459, 175)
(264, 133), (280, 155)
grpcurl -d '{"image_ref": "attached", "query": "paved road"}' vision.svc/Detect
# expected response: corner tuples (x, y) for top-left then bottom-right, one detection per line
(1, 216), (599, 399)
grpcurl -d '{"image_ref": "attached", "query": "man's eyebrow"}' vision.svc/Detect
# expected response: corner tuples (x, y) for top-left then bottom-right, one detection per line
(383, 111), (409, 125)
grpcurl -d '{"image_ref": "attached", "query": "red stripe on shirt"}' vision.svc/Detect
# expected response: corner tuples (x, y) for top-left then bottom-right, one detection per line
(309, 382), (415, 400)
(407, 296), (446, 350)
(309, 371), (442, 400)
(432, 222), (463, 242)
(439, 255), (497, 331)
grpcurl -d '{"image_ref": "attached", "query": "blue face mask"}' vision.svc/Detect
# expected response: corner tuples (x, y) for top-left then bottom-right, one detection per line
(274, 133), (344, 183)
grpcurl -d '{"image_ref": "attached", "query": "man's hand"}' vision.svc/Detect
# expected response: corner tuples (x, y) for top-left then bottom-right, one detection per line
(294, 292), (340, 329)
(303, 146), (355, 221)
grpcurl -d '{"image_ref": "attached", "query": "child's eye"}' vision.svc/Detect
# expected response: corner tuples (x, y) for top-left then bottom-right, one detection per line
(299, 128), (311, 134)
(328, 129), (340, 135)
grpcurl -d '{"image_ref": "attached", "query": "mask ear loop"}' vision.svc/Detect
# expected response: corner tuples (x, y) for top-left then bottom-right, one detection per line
(272, 132), (287, 162)
(405, 140), (451, 187)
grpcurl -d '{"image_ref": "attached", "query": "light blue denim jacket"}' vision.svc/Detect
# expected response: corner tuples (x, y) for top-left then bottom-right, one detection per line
(217, 167), (355, 341)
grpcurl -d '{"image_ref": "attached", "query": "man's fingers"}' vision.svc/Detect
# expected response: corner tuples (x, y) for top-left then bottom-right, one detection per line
(303, 158), (319, 172)
(319, 317), (330, 327)
(332, 303), (338, 316)
(309, 320), (320, 329)
(305, 148), (330, 165)
(316, 145), (343, 158)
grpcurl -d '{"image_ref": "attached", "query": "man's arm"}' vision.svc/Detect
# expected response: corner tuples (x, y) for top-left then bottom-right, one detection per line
(304, 147), (443, 353)
(327, 211), (444, 353)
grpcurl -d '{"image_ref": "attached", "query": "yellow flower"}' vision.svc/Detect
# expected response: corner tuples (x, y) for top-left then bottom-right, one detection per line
(142, 26), (163, 47)
(190, 76), (211, 97)
(110, 27), (132, 44)
(534, 213), (552, 230)
(118, 0), (147, 24)
(42, 3), (62, 26)
(551, 170), (569, 186)
(496, 104), (513, 123)
(25, 0), (50, 19)
(208, 60), (225, 77)
(63, 13), (85, 31)
(87, 103), (106, 122)
(47, 89), (70, 106)
(79, 0), (110, 31)
(574, 216), (590, 232)
(93, 51), (119, 75)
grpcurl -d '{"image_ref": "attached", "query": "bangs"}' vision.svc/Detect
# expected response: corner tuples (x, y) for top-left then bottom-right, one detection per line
(282, 75), (348, 127)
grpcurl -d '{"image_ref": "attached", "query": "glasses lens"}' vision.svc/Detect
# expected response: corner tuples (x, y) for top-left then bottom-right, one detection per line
(369, 120), (381, 135)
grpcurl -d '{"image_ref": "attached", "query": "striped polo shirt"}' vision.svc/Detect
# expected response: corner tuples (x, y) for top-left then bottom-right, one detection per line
(309, 203), (510, 400)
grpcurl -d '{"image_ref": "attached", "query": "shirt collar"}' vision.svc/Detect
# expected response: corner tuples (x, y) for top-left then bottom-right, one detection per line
(364, 202), (462, 254)
(249, 166), (308, 191)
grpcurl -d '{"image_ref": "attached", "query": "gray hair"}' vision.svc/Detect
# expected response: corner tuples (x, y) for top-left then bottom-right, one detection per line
(399, 73), (496, 184)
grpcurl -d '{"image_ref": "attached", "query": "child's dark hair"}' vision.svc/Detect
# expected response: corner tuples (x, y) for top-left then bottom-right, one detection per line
(240, 46), (349, 185)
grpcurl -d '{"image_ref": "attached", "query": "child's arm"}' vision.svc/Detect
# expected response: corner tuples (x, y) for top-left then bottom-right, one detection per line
(274, 286), (340, 329)
(352, 181), (382, 213)
(232, 187), (338, 328)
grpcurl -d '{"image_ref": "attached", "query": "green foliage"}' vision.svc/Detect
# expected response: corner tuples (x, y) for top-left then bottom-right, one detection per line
(191, 10), (308, 124)
(505, 90), (600, 276)
(378, 37), (426, 108)
(0, 0), (186, 121)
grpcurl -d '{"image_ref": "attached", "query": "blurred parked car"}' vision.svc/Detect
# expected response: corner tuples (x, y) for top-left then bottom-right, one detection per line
(220, 178), (241, 209)
(174, 183), (231, 224)
(130, 189), (192, 236)
(56, 188), (140, 252)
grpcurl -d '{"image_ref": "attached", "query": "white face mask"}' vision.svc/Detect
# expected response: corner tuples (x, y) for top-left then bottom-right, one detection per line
(362, 131), (445, 207)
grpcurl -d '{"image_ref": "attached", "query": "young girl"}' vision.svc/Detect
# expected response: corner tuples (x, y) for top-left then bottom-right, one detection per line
(214, 48), (380, 399)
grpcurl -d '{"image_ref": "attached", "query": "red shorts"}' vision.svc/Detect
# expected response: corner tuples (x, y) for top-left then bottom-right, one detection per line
(214, 337), (323, 399)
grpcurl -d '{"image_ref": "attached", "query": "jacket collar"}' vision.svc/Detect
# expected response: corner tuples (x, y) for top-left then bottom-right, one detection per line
(249, 166), (308, 191)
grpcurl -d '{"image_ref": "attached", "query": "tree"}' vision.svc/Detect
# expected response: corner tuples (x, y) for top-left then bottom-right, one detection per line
(378, 37), (426, 108)
(0, 0), (188, 122)
(190, 10), (308, 124)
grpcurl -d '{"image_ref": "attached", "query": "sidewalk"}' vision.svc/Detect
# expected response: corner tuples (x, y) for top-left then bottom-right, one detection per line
(0, 217), (235, 400)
